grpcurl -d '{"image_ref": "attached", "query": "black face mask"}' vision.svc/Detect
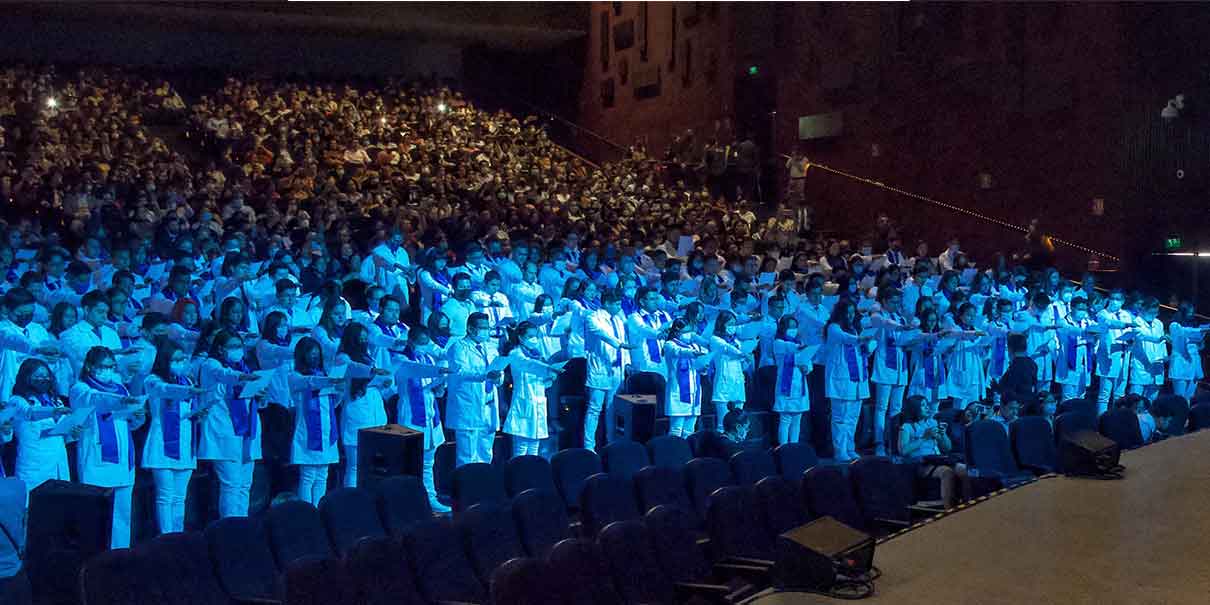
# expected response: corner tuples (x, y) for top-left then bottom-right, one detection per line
(455, 289), (471, 301)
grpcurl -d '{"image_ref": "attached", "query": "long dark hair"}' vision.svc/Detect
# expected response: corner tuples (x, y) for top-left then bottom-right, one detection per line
(824, 298), (860, 341)
(13, 358), (57, 399)
(901, 395), (928, 424)
(49, 302), (77, 337)
(337, 321), (372, 364)
(151, 340), (187, 382)
(294, 336), (325, 375)
(261, 311), (290, 346)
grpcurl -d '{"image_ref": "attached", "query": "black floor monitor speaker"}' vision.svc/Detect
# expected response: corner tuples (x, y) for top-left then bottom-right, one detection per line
(26, 480), (113, 605)
(615, 393), (659, 443)
(1060, 430), (1123, 477)
(773, 516), (875, 593)
(358, 424), (424, 490)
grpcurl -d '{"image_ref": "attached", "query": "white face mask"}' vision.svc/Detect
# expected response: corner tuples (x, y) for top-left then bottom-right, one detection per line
(523, 336), (540, 350)
(95, 368), (120, 384)
(1061, 292), (1073, 303)
(170, 361), (188, 376)
(277, 326), (288, 341)
(784, 328), (798, 339)
(724, 324), (738, 337)
(226, 347), (245, 363)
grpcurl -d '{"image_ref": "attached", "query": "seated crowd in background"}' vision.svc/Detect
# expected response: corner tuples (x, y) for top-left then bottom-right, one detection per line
(0, 64), (1204, 565)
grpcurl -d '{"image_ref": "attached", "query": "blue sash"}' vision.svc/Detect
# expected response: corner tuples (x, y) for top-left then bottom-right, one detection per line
(844, 344), (863, 382)
(300, 372), (337, 451)
(1087, 341), (1097, 374)
(162, 375), (191, 460)
(223, 359), (257, 438)
(779, 351), (795, 396)
(431, 271), (450, 310)
(405, 350), (437, 427)
(643, 313), (662, 363)
(1066, 333), (1079, 371)
(884, 334), (898, 370)
(992, 335), (1007, 376)
(84, 376), (133, 469)
(923, 345), (938, 388)
(677, 359), (694, 404)
(621, 297), (637, 315)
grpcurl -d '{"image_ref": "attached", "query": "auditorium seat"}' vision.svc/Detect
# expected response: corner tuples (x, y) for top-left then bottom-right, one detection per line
(459, 503), (527, 587)
(849, 456), (915, 530)
(344, 535), (427, 605)
(684, 457), (735, 521)
(547, 539), (623, 605)
(512, 488), (572, 558)
(400, 518), (488, 604)
(706, 485), (777, 562)
(730, 449), (777, 485)
(318, 487), (385, 556)
(1099, 408), (1145, 450)
(374, 475), (433, 535)
(754, 475), (811, 535)
(772, 442), (818, 482)
(802, 466), (865, 531)
(551, 447), (603, 511)
(204, 517), (281, 603)
(688, 429), (731, 459)
(965, 420), (1035, 487)
(1058, 398), (1097, 417)
(265, 500), (333, 569)
(504, 454), (555, 497)
(139, 532), (230, 605)
(434, 441), (457, 497)
(1189, 403), (1210, 432)
(634, 465), (698, 525)
(645, 435), (693, 468)
(597, 520), (678, 604)
(579, 472), (641, 536)
(645, 505), (764, 600)
(283, 556), (355, 605)
(1054, 411), (1097, 444)
(1155, 395), (1190, 437)
(451, 462), (508, 512)
(79, 548), (154, 605)
(1010, 416), (1058, 474)
(491, 557), (564, 605)
(601, 440), (651, 479)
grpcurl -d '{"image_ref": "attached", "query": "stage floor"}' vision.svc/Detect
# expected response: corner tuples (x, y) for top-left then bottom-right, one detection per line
(755, 429), (1210, 605)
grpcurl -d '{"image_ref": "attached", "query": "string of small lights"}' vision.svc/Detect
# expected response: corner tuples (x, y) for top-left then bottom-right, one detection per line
(800, 160), (1120, 263)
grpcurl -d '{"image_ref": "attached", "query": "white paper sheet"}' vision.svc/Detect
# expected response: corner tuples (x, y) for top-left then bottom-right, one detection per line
(676, 235), (695, 258)
(43, 406), (95, 436)
(237, 369), (278, 399)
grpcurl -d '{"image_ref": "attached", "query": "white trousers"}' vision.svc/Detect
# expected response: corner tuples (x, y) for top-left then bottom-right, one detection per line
(421, 447), (439, 505)
(343, 445), (359, 488)
(151, 469), (192, 534)
(830, 399), (862, 462)
(584, 387), (619, 451)
(1172, 379), (1196, 402)
(110, 485), (133, 549)
(214, 460), (255, 518)
(1129, 381), (1160, 402)
(1096, 376), (1127, 416)
(297, 464), (328, 507)
(455, 429), (494, 467)
(668, 416), (695, 438)
(777, 413), (803, 445)
(512, 437), (541, 457)
(1060, 382), (1086, 401)
(873, 383), (904, 450)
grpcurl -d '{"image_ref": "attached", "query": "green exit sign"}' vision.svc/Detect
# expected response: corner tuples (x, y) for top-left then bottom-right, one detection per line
(1165, 236), (1183, 251)
(748, 65), (759, 76)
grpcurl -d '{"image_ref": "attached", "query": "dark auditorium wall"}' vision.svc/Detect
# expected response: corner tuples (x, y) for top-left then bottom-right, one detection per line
(578, 2), (1139, 273)
(577, 2), (739, 161)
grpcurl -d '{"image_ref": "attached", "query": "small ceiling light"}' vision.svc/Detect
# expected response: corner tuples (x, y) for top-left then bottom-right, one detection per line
(437, 103), (448, 113)
(46, 97), (57, 108)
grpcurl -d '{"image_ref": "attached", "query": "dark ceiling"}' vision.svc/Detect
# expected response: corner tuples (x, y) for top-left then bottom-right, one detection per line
(14, 2), (589, 50)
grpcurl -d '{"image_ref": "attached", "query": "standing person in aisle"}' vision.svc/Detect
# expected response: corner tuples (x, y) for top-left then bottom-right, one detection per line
(771, 317), (812, 445)
(823, 299), (873, 463)
(1095, 290), (1136, 415)
(395, 327), (451, 512)
(502, 321), (563, 456)
(446, 313), (501, 466)
(1128, 297), (1168, 401)
(583, 291), (632, 450)
(143, 341), (207, 534)
(663, 319), (712, 438)
(196, 331), (260, 518)
(868, 288), (911, 455)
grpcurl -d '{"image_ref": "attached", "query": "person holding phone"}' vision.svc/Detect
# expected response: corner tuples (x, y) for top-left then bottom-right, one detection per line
(898, 395), (963, 508)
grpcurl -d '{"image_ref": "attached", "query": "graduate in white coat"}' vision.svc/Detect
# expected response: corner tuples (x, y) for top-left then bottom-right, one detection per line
(942, 303), (991, 410)
(502, 321), (563, 456)
(1128, 297), (1168, 401)
(60, 291), (124, 381)
(8, 358), (76, 497)
(445, 313), (502, 466)
(663, 319), (713, 438)
(1014, 292), (1059, 391)
(288, 337), (346, 505)
(982, 299), (1015, 395)
(142, 341), (207, 534)
(583, 291), (634, 450)
(70, 347), (146, 548)
(508, 261), (545, 323)
(0, 288), (63, 403)
(418, 250), (454, 325)
(1054, 297), (1099, 401)
(362, 229), (414, 307)
(395, 326), (452, 512)
(906, 309), (954, 405)
(867, 288), (912, 455)
(333, 324), (389, 488)
(822, 299), (875, 463)
(196, 330), (261, 518)
(708, 311), (755, 432)
(771, 317), (813, 445)
(255, 312), (295, 408)
(365, 295), (409, 377)
(1168, 302), (1210, 401)
(1094, 290), (1137, 415)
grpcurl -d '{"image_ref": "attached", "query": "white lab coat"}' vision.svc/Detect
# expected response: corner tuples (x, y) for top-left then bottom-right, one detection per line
(288, 372), (341, 465)
(585, 309), (628, 391)
(771, 340), (811, 413)
(709, 335), (750, 403)
(444, 338), (500, 432)
(822, 324), (871, 401)
(503, 347), (554, 440)
(333, 355), (384, 446)
(1169, 321), (1206, 381)
(418, 268), (453, 324)
(69, 380), (140, 488)
(663, 339), (712, 417)
(943, 332), (990, 403)
(10, 394), (70, 492)
(1054, 319), (1096, 389)
(507, 280), (543, 322)
(141, 375), (198, 470)
(1095, 309), (1134, 380)
(395, 349), (447, 450)
(906, 332), (953, 401)
(362, 243), (412, 305)
(627, 310), (671, 376)
(868, 312), (910, 386)
(60, 321), (123, 383)
(196, 358), (261, 463)
(1129, 317), (1167, 387)
(0, 320), (58, 403)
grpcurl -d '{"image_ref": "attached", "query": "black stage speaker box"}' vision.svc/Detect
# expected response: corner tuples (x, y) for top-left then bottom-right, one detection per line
(1060, 430), (1123, 477)
(25, 480), (113, 605)
(358, 424), (423, 490)
(615, 394), (659, 443)
(773, 516), (875, 592)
